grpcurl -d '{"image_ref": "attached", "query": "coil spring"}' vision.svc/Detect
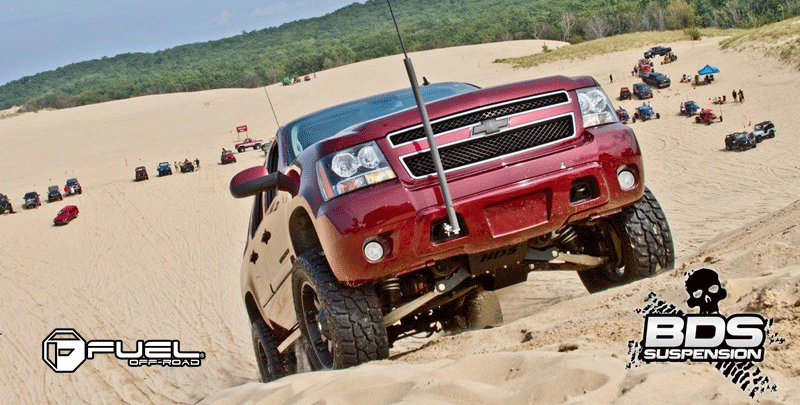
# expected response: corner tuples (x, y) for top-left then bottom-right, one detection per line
(553, 226), (580, 253)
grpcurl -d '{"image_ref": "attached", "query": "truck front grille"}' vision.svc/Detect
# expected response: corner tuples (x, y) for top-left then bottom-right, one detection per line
(388, 92), (568, 146)
(402, 115), (574, 178)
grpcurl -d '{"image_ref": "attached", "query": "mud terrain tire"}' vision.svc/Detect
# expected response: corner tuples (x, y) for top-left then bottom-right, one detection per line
(464, 289), (503, 330)
(292, 250), (389, 370)
(578, 188), (674, 293)
(251, 319), (294, 382)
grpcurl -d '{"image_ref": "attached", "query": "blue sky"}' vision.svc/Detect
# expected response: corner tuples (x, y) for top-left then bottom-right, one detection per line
(0, 1), (365, 85)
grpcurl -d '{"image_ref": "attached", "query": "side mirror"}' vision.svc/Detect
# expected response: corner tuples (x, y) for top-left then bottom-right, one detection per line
(230, 166), (294, 198)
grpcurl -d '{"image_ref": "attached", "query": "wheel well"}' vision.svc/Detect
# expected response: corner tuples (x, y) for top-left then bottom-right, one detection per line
(244, 292), (261, 323)
(289, 208), (322, 257)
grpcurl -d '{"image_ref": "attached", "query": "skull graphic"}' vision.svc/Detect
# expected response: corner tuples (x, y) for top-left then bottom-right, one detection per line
(685, 268), (727, 314)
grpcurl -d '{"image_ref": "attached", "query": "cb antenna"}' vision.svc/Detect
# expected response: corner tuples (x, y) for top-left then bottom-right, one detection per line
(387, 0), (460, 236)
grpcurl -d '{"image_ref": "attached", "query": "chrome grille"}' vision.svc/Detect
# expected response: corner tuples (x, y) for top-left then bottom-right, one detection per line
(388, 92), (569, 146)
(402, 115), (574, 178)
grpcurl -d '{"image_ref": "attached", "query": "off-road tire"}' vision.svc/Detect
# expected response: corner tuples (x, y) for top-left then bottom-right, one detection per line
(655, 113), (660, 119)
(695, 117), (701, 123)
(464, 289), (503, 330)
(292, 250), (389, 370)
(251, 319), (294, 382)
(237, 146), (246, 153)
(755, 135), (763, 143)
(578, 188), (674, 293)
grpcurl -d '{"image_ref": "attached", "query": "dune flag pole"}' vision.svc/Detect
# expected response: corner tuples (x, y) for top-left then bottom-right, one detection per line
(386, 0), (460, 236)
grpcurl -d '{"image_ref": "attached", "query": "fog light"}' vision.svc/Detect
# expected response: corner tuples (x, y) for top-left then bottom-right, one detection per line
(363, 240), (385, 262)
(617, 169), (636, 190)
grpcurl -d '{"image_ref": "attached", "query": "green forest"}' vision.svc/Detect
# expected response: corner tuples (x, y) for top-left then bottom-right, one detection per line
(2, 0), (798, 111)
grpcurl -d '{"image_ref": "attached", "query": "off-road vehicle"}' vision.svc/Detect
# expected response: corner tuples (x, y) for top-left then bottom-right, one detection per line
(644, 46), (672, 59)
(680, 100), (700, 116)
(725, 132), (756, 151)
(53, 205), (79, 225)
(696, 109), (721, 125)
(135, 166), (149, 181)
(230, 75), (674, 381)
(750, 121), (776, 143)
(633, 83), (652, 99)
(0, 193), (13, 214)
(180, 159), (195, 173)
(47, 185), (63, 202)
(615, 107), (630, 123)
(640, 72), (671, 88)
(221, 150), (237, 164)
(65, 178), (82, 196)
(235, 137), (266, 153)
(631, 103), (660, 122)
(157, 162), (173, 176)
(23, 191), (41, 209)
(619, 87), (632, 100)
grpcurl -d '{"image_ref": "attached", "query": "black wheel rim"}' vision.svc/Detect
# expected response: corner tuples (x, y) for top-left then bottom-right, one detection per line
(299, 280), (334, 369)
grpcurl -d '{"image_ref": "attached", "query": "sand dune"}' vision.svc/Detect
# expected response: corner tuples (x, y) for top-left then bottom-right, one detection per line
(1, 38), (798, 404)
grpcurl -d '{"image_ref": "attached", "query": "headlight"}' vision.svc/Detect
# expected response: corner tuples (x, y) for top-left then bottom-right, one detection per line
(317, 141), (397, 201)
(576, 86), (618, 128)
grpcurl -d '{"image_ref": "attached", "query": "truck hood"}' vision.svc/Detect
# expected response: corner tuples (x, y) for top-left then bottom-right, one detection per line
(309, 75), (597, 158)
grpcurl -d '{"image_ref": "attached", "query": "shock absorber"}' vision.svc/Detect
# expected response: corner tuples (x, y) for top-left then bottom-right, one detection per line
(378, 277), (402, 308)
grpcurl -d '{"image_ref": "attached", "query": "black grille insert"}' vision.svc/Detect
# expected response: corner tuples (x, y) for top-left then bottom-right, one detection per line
(402, 115), (574, 178)
(389, 93), (569, 146)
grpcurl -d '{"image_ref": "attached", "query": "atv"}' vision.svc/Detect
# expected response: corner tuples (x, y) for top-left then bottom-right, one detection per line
(180, 159), (195, 173)
(616, 107), (630, 123)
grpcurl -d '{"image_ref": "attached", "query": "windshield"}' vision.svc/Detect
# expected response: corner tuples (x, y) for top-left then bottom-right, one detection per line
(284, 82), (478, 161)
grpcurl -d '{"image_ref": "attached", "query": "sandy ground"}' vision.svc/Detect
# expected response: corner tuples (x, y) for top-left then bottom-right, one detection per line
(1, 38), (798, 404)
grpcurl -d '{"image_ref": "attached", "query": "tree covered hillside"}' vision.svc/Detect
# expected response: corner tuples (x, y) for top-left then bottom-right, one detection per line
(2, 0), (798, 111)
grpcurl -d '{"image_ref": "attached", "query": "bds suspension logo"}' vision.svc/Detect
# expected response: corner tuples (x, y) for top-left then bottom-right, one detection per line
(627, 268), (786, 399)
(43, 329), (205, 373)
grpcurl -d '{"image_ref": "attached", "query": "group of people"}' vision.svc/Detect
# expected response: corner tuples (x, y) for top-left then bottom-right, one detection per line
(711, 89), (745, 105)
(732, 89), (745, 103)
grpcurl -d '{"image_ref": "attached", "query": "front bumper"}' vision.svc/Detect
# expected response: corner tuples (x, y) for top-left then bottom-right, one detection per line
(315, 123), (644, 285)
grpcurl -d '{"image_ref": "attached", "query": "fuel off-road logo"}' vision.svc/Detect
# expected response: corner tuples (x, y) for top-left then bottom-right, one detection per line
(43, 329), (205, 373)
(627, 268), (785, 399)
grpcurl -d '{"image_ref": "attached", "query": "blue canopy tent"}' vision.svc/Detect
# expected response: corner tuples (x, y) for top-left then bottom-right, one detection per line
(698, 65), (720, 75)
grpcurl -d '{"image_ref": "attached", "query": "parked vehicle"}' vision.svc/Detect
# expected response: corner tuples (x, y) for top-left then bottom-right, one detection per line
(695, 109), (721, 125)
(221, 149), (237, 164)
(53, 205), (79, 225)
(640, 72), (671, 88)
(644, 46), (672, 59)
(632, 103), (660, 122)
(47, 185), (63, 202)
(637, 59), (652, 76)
(0, 193), (14, 214)
(725, 132), (756, 151)
(235, 137), (266, 153)
(619, 87), (632, 100)
(615, 107), (630, 123)
(23, 191), (41, 209)
(229, 77), (674, 381)
(680, 100), (700, 116)
(65, 178), (82, 196)
(180, 159), (195, 173)
(750, 121), (776, 143)
(633, 83), (653, 99)
(157, 162), (173, 176)
(135, 166), (149, 181)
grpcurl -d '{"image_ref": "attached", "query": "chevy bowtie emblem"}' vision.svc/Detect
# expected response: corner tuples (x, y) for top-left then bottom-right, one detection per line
(472, 117), (509, 136)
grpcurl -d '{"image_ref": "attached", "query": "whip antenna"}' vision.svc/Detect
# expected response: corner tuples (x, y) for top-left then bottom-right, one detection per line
(386, 0), (460, 235)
